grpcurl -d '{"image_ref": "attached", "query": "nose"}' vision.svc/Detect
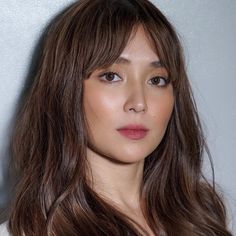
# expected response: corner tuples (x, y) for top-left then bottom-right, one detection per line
(123, 84), (148, 113)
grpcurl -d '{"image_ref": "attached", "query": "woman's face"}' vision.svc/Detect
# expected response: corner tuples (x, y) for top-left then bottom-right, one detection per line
(83, 26), (174, 163)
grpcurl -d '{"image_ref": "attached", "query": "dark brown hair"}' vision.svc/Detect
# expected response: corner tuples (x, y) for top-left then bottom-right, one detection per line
(8, 0), (232, 235)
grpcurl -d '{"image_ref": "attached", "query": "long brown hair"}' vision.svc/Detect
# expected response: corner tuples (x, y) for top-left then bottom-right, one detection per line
(8, 0), (232, 235)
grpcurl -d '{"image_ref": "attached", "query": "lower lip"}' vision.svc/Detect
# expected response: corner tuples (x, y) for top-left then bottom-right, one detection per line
(117, 129), (148, 140)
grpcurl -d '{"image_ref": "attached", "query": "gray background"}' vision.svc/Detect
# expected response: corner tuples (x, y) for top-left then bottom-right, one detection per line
(0, 0), (235, 233)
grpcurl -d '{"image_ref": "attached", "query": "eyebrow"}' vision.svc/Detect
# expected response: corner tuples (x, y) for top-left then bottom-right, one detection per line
(114, 56), (164, 68)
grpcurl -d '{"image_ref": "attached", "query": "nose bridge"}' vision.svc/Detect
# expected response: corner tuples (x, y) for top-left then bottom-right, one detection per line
(124, 78), (148, 113)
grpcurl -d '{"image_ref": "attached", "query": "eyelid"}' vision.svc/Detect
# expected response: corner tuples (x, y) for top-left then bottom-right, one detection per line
(98, 71), (122, 82)
(148, 76), (170, 87)
(97, 70), (170, 86)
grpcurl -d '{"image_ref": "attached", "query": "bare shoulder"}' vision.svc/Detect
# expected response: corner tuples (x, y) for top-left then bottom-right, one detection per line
(0, 222), (10, 236)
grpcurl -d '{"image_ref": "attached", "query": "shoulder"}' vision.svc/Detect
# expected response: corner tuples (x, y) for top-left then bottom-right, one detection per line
(0, 222), (10, 236)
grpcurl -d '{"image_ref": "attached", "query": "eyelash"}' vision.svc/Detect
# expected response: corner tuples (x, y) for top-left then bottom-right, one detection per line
(148, 76), (170, 87)
(99, 72), (121, 82)
(98, 71), (170, 87)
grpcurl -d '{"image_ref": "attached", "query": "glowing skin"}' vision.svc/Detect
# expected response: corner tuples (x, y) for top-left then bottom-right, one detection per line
(83, 27), (174, 233)
(83, 27), (174, 164)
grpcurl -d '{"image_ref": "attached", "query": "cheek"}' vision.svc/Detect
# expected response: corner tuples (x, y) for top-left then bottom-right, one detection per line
(149, 92), (174, 129)
(83, 86), (121, 128)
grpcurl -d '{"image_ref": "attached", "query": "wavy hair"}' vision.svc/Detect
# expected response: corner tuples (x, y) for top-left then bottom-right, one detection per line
(8, 0), (232, 235)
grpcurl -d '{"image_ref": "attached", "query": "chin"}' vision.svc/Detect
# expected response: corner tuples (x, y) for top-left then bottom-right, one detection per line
(87, 140), (158, 164)
(109, 147), (155, 164)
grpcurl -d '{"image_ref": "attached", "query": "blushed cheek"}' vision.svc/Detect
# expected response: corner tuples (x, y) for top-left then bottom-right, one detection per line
(150, 97), (174, 128)
(161, 100), (174, 123)
(83, 90), (121, 128)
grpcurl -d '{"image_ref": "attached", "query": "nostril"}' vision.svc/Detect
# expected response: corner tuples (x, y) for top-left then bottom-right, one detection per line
(128, 106), (146, 113)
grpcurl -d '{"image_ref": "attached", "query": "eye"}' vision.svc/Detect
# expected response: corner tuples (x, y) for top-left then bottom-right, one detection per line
(99, 72), (122, 82)
(148, 76), (170, 87)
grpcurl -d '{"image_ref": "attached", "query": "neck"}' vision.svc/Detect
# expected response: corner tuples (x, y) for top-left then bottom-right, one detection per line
(86, 147), (144, 210)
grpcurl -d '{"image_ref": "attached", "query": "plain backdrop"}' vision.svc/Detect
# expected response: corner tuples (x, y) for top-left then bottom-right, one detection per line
(0, 0), (235, 233)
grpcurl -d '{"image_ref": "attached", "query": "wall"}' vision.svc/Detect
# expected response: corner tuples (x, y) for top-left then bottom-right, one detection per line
(0, 0), (235, 233)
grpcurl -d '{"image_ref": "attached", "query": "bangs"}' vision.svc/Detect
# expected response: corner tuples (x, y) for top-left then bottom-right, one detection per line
(59, 0), (182, 82)
(66, 0), (141, 78)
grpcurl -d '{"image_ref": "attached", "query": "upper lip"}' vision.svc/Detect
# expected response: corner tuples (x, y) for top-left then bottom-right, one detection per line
(117, 124), (149, 131)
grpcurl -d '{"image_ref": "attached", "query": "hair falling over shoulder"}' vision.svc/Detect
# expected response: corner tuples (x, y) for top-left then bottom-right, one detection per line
(8, 0), (232, 235)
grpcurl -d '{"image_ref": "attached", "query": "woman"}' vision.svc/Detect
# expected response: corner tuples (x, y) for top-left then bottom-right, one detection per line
(1, 0), (233, 235)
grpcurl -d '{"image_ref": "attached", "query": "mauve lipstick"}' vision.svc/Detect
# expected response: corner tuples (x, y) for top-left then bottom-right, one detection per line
(117, 124), (149, 140)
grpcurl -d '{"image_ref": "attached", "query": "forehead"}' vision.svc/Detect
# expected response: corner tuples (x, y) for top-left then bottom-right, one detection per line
(84, 24), (167, 78)
(121, 26), (158, 58)
(111, 26), (165, 70)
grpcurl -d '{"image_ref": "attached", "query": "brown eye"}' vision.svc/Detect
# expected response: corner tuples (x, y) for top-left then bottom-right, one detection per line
(99, 72), (122, 82)
(106, 72), (115, 81)
(149, 76), (169, 87)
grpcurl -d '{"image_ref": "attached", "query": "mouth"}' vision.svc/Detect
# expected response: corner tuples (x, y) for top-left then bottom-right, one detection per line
(117, 125), (149, 140)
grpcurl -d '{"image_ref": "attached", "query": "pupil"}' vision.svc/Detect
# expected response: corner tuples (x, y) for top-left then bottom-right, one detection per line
(107, 73), (114, 81)
(153, 77), (160, 84)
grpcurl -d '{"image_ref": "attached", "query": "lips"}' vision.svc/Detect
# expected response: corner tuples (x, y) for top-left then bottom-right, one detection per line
(117, 125), (149, 140)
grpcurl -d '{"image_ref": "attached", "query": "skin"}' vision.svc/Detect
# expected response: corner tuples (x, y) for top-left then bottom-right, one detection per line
(83, 26), (174, 234)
